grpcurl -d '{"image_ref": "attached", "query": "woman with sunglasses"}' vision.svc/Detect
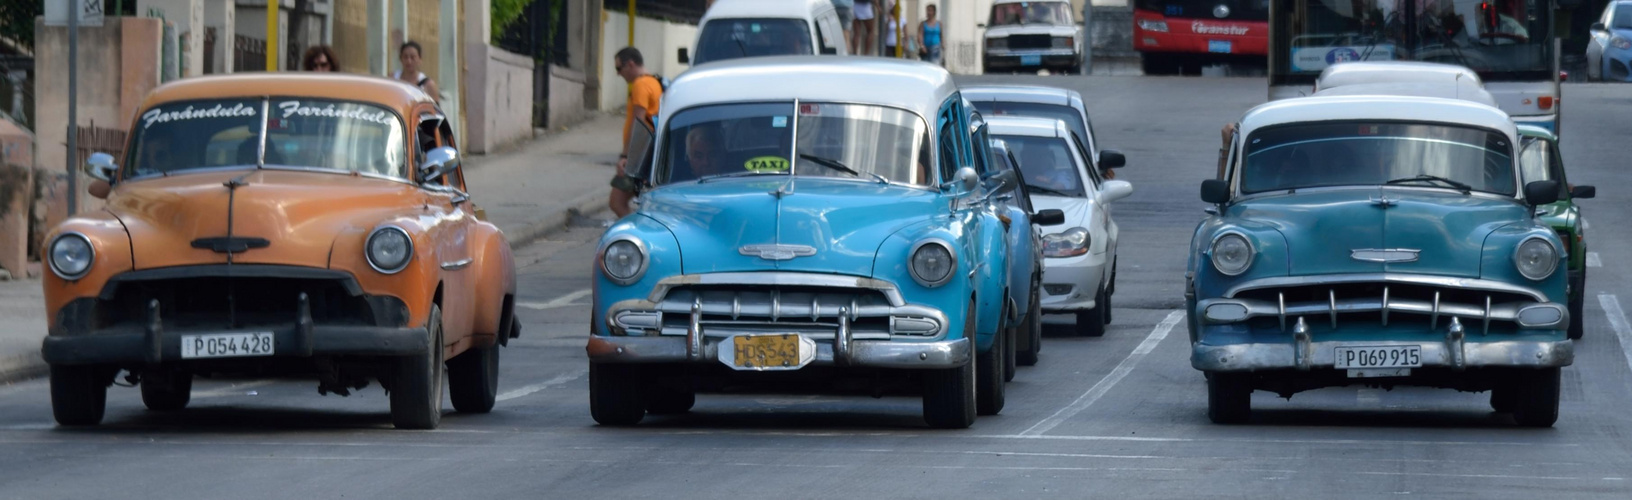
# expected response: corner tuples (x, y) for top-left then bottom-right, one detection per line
(301, 46), (340, 72)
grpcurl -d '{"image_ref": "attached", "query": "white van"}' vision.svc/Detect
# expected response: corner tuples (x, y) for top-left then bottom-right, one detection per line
(679, 0), (849, 66)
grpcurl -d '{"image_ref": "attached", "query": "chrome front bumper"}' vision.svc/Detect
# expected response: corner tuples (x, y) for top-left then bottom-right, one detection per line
(1192, 338), (1574, 372)
(587, 334), (971, 369)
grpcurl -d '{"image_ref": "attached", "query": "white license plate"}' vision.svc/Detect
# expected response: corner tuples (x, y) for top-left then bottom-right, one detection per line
(1333, 345), (1421, 369)
(180, 332), (275, 359)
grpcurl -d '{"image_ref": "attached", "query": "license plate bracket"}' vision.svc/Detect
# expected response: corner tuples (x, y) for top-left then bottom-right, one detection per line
(1020, 54), (1042, 66)
(720, 334), (817, 371)
(1333, 345), (1422, 370)
(180, 332), (276, 359)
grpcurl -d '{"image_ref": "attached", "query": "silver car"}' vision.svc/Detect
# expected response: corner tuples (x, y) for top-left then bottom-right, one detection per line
(961, 84), (1114, 178)
(981, 0), (1086, 74)
(985, 116), (1131, 336)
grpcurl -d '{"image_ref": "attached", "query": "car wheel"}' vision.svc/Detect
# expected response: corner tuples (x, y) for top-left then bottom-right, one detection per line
(140, 368), (192, 412)
(390, 304), (445, 430)
(1076, 286), (1108, 337)
(590, 363), (646, 425)
(50, 364), (111, 426)
(1568, 275), (1585, 340)
(1017, 289), (1042, 367)
(1510, 368), (1561, 428)
(1206, 371), (1252, 424)
(924, 305), (978, 429)
(1489, 386), (1517, 413)
(645, 367), (696, 415)
(448, 340), (500, 414)
(977, 329), (1007, 416)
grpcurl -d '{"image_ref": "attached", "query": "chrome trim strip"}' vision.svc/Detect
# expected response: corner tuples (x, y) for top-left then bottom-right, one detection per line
(687, 299), (703, 361)
(440, 258), (473, 270)
(1192, 339), (1573, 372)
(1223, 273), (1549, 302)
(834, 307), (853, 365)
(1446, 318), (1467, 370)
(1350, 248), (1420, 263)
(1196, 297), (1568, 329)
(646, 273), (907, 307)
(1292, 317), (1311, 371)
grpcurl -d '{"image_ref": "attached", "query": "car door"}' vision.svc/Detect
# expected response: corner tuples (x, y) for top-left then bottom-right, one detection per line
(940, 97), (1005, 339)
(413, 110), (476, 345)
(1069, 130), (1116, 260)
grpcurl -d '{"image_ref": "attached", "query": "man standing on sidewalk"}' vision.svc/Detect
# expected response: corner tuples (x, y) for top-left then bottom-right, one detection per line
(610, 47), (663, 218)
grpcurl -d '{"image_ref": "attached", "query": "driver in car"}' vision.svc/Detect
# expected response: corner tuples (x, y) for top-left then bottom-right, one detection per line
(684, 125), (725, 178)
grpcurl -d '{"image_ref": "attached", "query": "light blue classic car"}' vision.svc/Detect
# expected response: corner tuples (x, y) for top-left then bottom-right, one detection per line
(587, 57), (1018, 429)
(1188, 95), (1574, 427)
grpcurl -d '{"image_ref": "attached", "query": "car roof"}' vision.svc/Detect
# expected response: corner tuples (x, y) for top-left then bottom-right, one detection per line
(1238, 95), (1518, 142)
(1312, 82), (1499, 108)
(660, 56), (957, 127)
(984, 115), (1069, 137)
(702, 0), (826, 21)
(959, 85), (1078, 107)
(137, 73), (433, 117)
(1315, 61), (1483, 91)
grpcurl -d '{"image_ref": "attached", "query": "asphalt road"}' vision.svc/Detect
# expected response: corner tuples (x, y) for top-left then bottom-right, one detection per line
(1, 77), (1630, 499)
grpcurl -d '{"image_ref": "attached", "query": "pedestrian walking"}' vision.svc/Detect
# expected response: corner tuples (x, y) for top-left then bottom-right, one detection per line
(302, 46), (339, 72)
(853, 0), (877, 55)
(918, 4), (944, 65)
(394, 41), (440, 102)
(610, 47), (663, 219)
(831, 0), (856, 50)
(883, 2), (910, 58)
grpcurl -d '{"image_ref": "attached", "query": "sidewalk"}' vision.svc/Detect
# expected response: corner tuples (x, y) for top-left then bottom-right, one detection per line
(0, 112), (625, 383)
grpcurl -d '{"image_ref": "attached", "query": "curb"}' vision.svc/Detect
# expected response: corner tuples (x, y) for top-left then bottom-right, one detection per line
(0, 352), (46, 385)
(504, 187), (613, 247)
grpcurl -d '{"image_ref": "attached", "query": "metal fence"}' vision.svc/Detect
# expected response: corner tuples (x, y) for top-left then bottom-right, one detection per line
(74, 123), (128, 169)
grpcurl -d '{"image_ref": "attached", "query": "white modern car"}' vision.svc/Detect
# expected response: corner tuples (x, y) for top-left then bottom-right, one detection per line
(985, 116), (1131, 336)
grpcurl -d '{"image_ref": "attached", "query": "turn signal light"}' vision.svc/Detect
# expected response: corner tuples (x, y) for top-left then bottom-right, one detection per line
(1538, 96), (1554, 110)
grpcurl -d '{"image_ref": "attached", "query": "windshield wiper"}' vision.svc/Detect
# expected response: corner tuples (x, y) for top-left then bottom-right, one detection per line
(1025, 184), (1074, 197)
(1385, 175), (1473, 194)
(697, 170), (782, 183)
(799, 154), (888, 184)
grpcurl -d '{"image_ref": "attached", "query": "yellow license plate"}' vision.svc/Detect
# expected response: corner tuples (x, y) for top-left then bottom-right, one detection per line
(732, 334), (800, 369)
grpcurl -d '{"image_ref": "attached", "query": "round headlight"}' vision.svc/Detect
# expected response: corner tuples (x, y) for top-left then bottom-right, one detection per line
(602, 239), (647, 284)
(1513, 237), (1559, 281)
(910, 240), (956, 287)
(49, 233), (94, 280)
(1210, 233), (1254, 276)
(366, 227), (413, 274)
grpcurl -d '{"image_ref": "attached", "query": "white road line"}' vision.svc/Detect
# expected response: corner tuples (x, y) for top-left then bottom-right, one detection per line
(192, 380), (277, 399)
(1595, 294), (1632, 377)
(1588, 252), (1602, 268)
(495, 368), (587, 402)
(1019, 310), (1184, 437)
(517, 289), (592, 310)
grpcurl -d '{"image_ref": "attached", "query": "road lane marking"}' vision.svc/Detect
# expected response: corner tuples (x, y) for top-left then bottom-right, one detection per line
(1595, 294), (1632, 377)
(495, 368), (587, 402)
(1587, 252), (1602, 268)
(192, 380), (276, 399)
(518, 289), (592, 310)
(1019, 310), (1184, 437)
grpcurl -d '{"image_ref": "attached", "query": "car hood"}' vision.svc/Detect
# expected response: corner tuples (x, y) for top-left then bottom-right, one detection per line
(640, 177), (947, 277)
(107, 169), (422, 270)
(985, 24), (1078, 38)
(1231, 188), (1528, 278)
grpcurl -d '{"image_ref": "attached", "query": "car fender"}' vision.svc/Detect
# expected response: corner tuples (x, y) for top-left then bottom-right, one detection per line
(330, 215), (444, 330)
(41, 212), (135, 329)
(468, 221), (516, 345)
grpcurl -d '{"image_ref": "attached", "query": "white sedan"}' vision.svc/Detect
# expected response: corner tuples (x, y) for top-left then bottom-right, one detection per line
(985, 116), (1130, 336)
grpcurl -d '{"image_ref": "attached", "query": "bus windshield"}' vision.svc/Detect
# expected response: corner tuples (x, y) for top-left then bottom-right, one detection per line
(1134, 0), (1269, 21)
(1271, 0), (1552, 82)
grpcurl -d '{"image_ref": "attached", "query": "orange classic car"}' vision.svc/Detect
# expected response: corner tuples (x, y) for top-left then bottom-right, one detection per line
(39, 74), (517, 429)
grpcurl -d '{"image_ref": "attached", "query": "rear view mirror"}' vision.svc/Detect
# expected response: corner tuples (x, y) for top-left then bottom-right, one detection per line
(1524, 180), (1560, 207)
(1571, 185), (1596, 199)
(1034, 209), (1066, 226)
(677, 47), (690, 65)
(1099, 149), (1126, 169)
(84, 152), (117, 182)
(1201, 179), (1231, 204)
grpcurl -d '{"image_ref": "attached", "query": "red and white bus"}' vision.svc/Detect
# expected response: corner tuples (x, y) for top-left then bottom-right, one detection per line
(1132, 0), (1269, 74)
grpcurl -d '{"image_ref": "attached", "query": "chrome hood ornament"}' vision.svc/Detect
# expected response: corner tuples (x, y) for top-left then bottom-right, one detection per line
(739, 244), (817, 261)
(1351, 249), (1421, 263)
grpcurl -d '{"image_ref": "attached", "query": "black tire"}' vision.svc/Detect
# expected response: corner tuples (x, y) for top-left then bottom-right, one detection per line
(1490, 387), (1518, 413)
(1206, 372), (1252, 424)
(1076, 286), (1108, 337)
(1017, 290), (1042, 367)
(923, 358), (977, 428)
(977, 330), (1006, 416)
(139, 369), (192, 412)
(590, 363), (646, 425)
(646, 386), (696, 415)
(50, 365), (110, 426)
(1568, 275), (1585, 340)
(1510, 368), (1562, 428)
(448, 340), (500, 414)
(391, 305), (445, 430)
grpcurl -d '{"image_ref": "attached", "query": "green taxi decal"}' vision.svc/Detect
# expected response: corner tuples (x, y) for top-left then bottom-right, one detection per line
(745, 156), (790, 172)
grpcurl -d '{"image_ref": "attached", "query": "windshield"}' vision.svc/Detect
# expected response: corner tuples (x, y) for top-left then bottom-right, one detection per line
(1617, 4), (1632, 30)
(1271, 0), (1553, 82)
(992, 134), (1087, 197)
(990, 2), (1075, 26)
(126, 98), (406, 179)
(1134, 0), (1269, 21)
(968, 101), (1091, 152)
(658, 102), (931, 186)
(693, 18), (812, 65)
(1241, 122), (1514, 195)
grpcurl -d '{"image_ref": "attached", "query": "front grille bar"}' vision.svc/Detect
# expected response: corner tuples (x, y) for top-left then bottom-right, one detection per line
(1219, 284), (1557, 335)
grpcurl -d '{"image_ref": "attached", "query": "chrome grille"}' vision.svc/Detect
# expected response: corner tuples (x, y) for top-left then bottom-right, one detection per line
(612, 285), (946, 339)
(1204, 277), (1565, 334)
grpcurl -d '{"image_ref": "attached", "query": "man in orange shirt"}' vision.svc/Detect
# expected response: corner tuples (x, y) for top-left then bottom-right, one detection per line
(611, 47), (663, 218)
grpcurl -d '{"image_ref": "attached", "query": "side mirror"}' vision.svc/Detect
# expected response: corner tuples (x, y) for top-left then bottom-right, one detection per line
(1033, 208), (1066, 226)
(420, 146), (459, 183)
(950, 166), (980, 195)
(1099, 149), (1126, 169)
(1098, 179), (1133, 204)
(986, 170), (1018, 194)
(83, 152), (117, 182)
(1524, 180), (1560, 206)
(677, 47), (690, 65)
(1201, 179), (1231, 204)
(1591, 22), (1606, 31)
(1571, 185), (1596, 199)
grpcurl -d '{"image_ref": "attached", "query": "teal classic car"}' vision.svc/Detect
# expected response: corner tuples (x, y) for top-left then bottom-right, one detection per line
(587, 57), (1018, 429)
(1516, 125), (1595, 339)
(1188, 95), (1574, 427)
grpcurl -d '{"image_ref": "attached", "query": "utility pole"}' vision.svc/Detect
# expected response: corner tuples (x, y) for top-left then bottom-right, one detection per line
(627, 0), (635, 47)
(66, 0), (79, 216)
(266, 0), (278, 70)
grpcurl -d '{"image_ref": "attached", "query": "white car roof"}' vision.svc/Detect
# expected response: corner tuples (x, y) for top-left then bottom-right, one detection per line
(960, 85), (1080, 107)
(1315, 61), (1484, 92)
(984, 115), (1070, 138)
(1238, 95), (1518, 144)
(702, 0), (827, 21)
(1312, 82), (1499, 108)
(660, 56), (957, 129)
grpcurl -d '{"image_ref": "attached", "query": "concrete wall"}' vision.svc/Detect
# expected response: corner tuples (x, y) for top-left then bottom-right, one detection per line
(332, 0), (445, 77)
(139, 0), (206, 77)
(548, 65), (589, 130)
(206, 0), (237, 73)
(0, 119), (32, 279)
(597, 10), (697, 113)
(464, 45), (535, 154)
